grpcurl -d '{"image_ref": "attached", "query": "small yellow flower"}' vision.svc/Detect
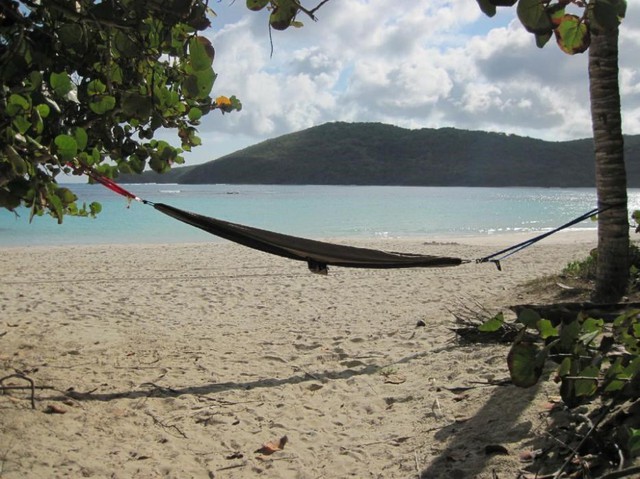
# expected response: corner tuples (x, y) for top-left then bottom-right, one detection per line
(215, 96), (231, 107)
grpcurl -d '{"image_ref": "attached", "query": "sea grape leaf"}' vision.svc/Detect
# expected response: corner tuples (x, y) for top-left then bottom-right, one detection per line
(183, 68), (216, 99)
(57, 24), (86, 53)
(573, 365), (599, 397)
(269, 0), (298, 30)
(46, 192), (64, 223)
(517, 0), (553, 34)
(476, 0), (496, 17)
(479, 312), (505, 332)
(517, 308), (541, 329)
(5, 145), (27, 175)
(54, 134), (78, 161)
(559, 320), (581, 352)
(50, 72), (73, 97)
(36, 103), (50, 118)
(247, 0), (269, 11)
(71, 127), (87, 152)
(535, 31), (553, 48)
(87, 79), (106, 96)
(508, 342), (544, 388)
(114, 31), (138, 56)
(189, 36), (215, 72)
(89, 95), (116, 114)
(12, 116), (31, 135)
(56, 187), (77, 205)
(8, 94), (30, 112)
(121, 92), (153, 120)
(89, 202), (102, 216)
(188, 107), (203, 122)
(537, 319), (559, 339)
(554, 15), (590, 54)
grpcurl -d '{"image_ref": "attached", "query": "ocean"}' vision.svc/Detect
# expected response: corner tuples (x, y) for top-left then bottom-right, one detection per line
(1, 184), (639, 247)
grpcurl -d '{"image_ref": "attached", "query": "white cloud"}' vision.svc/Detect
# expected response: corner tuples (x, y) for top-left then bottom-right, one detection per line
(180, 0), (640, 165)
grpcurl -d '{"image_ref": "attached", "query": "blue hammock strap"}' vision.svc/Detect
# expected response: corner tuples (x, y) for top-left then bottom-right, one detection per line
(476, 202), (627, 269)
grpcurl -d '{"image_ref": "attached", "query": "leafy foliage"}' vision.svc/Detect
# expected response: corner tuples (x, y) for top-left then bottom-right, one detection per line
(245, 0), (329, 31)
(478, 305), (640, 465)
(477, 0), (627, 54)
(0, 1), (241, 222)
(563, 243), (640, 291)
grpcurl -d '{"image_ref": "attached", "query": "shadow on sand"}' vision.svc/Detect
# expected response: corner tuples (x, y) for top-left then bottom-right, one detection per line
(419, 380), (542, 478)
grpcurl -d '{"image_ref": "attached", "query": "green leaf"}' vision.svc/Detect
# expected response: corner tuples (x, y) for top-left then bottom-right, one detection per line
(554, 15), (590, 54)
(517, 308), (541, 329)
(89, 95), (116, 114)
(476, 0), (496, 17)
(183, 68), (216, 99)
(114, 31), (138, 56)
(269, 0), (298, 30)
(558, 357), (572, 378)
(479, 312), (505, 332)
(537, 319), (559, 339)
(517, 0), (553, 34)
(89, 202), (102, 216)
(4, 145), (27, 175)
(535, 31), (552, 48)
(0, 188), (21, 210)
(50, 72), (73, 97)
(54, 134), (78, 161)
(582, 317), (604, 334)
(508, 342), (545, 388)
(247, 0), (270, 11)
(12, 116), (32, 135)
(36, 104), (51, 118)
(559, 320), (581, 352)
(573, 365), (599, 397)
(47, 192), (64, 224)
(87, 79), (107, 96)
(121, 91), (153, 120)
(9, 94), (30, 111)
(72, 127), (88, 151)
(56, 187), (77, 204)
(57, 24), (86, 53)
(188, 107), (203, 122)
(189, 36), (215, 72)
(26, 71), (43, 91)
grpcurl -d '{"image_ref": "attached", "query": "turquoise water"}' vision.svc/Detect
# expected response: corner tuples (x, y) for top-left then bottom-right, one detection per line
(1, 184), (639, 246)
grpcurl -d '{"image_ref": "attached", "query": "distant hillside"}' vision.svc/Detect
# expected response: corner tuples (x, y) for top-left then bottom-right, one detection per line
(121, 122), (640, 187)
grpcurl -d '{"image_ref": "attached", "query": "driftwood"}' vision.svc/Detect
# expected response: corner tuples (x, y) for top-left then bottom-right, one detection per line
(510, 302), (640, 325)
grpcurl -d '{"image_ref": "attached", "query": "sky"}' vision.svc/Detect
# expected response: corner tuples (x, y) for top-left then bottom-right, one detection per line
(176, 0), (640, 166)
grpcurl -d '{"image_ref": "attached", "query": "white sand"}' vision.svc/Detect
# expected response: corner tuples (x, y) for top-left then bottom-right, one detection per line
(0, 232), (598, 478)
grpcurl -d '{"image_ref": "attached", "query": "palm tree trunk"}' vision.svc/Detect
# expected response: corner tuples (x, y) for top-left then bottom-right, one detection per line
(588, 26), (629, 302)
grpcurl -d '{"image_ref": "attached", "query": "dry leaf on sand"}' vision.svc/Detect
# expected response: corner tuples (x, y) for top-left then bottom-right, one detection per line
(255, 435), (288, 455)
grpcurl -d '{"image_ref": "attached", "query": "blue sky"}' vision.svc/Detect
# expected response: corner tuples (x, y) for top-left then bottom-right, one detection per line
(175, 0), (640, 165)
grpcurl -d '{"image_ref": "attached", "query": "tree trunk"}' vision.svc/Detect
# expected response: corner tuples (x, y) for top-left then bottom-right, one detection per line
(588, 27), (629, 302)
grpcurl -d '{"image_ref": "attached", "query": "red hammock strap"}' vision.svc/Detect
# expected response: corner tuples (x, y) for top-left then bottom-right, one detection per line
(76, 165), (142, 202)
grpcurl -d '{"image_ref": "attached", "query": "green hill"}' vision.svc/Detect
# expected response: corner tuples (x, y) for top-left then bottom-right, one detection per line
(122, 122), (640, 187)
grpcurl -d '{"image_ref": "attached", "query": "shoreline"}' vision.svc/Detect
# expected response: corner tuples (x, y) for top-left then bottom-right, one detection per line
(0, 227), (599, 250)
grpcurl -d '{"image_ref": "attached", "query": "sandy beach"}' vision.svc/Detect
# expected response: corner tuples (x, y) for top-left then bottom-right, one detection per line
(1, 232), (600, 478)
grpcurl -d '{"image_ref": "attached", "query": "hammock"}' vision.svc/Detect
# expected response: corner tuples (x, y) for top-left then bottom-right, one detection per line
(85, 169), (609, 274)
(151, 202), (464, 274)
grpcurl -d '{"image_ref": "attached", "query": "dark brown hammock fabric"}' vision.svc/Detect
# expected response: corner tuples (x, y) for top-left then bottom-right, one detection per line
(152, 203), (464, 274)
